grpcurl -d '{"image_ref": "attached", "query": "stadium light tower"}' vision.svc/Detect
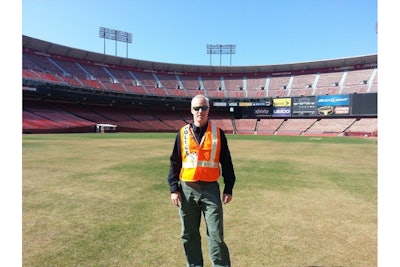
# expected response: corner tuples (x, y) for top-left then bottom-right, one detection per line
(99, 27), (133, 58)
(206, 44), (236, 66)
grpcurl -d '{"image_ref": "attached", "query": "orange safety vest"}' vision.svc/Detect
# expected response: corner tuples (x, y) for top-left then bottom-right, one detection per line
(179, 122), (221, 182)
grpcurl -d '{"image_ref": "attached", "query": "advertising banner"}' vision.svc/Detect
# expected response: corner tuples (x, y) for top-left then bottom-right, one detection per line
(272, 107), (291, 117)
(273, 98), (291, 107)
(239, 102), (253, 107)
(292, 96), (317, 116)
(272, 97), (291, 117)
(316, 94), (350, 116)
(241, 106), (272, 118)
(213, 102), (227, 107)
(225, 93), (376, 119)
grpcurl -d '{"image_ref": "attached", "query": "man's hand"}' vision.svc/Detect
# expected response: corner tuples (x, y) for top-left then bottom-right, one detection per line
(222, 194), (232, 204)
(170, 192), (181, 207)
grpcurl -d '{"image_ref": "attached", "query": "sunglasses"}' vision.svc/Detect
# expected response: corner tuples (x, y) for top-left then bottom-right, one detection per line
(192, 106), (209, 111)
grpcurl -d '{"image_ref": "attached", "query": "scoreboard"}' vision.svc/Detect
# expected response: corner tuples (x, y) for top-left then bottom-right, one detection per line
(214, 93), (377, 119)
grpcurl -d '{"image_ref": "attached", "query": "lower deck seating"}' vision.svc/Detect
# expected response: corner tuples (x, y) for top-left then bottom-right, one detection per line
(22, 100), (377, 136)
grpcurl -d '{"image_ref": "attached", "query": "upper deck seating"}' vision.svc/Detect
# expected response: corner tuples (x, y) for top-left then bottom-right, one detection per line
(314, 71), (343, 95)
(289, 74), (316, 97)
(267, 75), (291, 97)
(340, 69), (373, 94)
(156, 73), (188, 97)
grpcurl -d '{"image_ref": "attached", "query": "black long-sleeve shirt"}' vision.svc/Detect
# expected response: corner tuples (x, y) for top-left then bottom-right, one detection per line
(167, 121), (236, 195)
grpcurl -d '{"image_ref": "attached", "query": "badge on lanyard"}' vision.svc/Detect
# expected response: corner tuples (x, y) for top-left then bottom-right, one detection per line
(188, 152), (198, 165)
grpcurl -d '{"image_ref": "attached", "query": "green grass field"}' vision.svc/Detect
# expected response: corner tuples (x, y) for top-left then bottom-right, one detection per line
(22, 133), (377, 266)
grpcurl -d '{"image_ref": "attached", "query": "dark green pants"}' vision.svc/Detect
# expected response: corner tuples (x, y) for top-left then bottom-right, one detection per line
(179, 181), (231, 267)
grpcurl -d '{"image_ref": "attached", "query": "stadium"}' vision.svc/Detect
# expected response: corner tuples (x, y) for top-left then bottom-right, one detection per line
(22, 34), (378, 266)
(22, 35), (377, 137)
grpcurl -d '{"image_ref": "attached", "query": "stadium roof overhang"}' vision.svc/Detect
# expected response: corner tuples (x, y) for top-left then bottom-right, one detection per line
(23, 35), (377, 75)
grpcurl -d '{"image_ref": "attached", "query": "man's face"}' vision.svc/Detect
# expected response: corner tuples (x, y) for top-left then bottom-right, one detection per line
(191, 98), (209, 126)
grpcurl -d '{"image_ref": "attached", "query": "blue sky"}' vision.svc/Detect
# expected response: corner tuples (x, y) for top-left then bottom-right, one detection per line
(22, 0), (378, 66)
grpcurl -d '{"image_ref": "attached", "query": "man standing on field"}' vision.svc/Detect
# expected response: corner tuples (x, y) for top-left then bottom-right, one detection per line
(167, 94), (236, 267)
